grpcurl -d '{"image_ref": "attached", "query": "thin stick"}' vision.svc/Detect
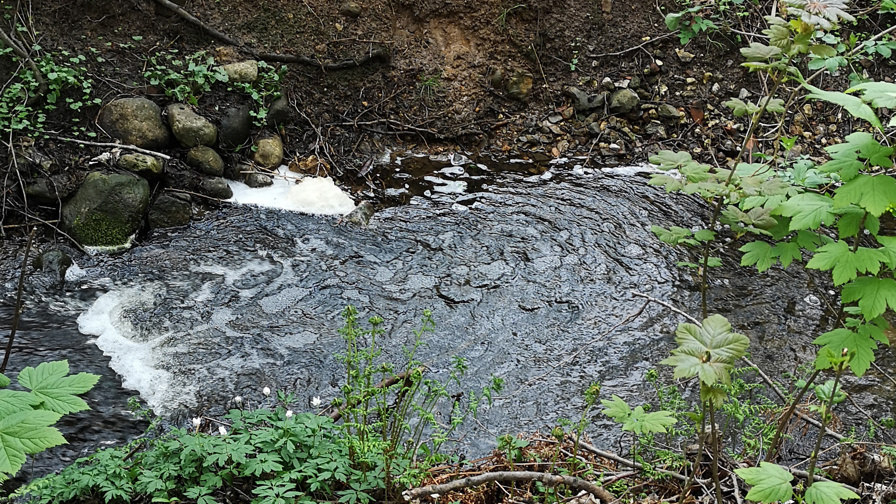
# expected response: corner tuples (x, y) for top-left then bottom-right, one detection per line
(631, 291), (700, 324)
(2, 229), (35, 374)
(402, 470), (615, 503)
(576, 439), (692, 483)
(0, 28), (46, 105)
(51, 136), (172, 160)
(589, 32), (677, 58)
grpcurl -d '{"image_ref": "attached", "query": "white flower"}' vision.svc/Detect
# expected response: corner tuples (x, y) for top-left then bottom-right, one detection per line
(218, 425), (227, 436)
(192, 417), (201, 428)
(263, 387), (271, 397)
(234, 395), (242, 405)
(286, 410), (294, 418)
(311, 396), (322, 407)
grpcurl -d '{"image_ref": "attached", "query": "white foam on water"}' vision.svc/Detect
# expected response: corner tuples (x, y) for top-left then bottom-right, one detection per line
(77, 287), (181, 414)
(227, 167), (356, 215)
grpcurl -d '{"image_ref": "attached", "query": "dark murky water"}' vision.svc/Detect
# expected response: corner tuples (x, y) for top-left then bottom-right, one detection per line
(2, 158), (891, 480)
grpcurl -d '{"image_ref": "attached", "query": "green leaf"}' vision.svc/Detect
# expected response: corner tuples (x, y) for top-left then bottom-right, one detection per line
(740, 241), (775, 272)
(809, 44), (837, 58)
(734, 462), (794, 503)
(774, 241), (802, 268)
(835, 205), (866, 238)
(841, 277), (896, 320)
(741, 42), (782, 60)
(775, 192), (835, 230)
(803, 83), (882, 129)
(818, 157), (864, 181)
(649, 150), (694, 170)
(807, 241), (883, 285)
(0, 374), (9, 388)
(651, 226), (698, 246)
(725, 98), (759, 116)
(623, 406), (676, 434)
(17, 360), (100, 415)
(826, 131), (893, 168)
(0, 390), (41, 417)
(759, 96), (786, 114)
(847, 81), (896, 109)
(803, 480), (860, 504)
(814, 325), (884, 376)
(660, 314), (750, 388)
(834, 174), (896, 217)
(0, 409), (65, 478)
(600, 395), (632, 422)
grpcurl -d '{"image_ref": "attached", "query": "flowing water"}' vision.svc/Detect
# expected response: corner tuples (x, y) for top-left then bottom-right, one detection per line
(3, 155), (891, 481)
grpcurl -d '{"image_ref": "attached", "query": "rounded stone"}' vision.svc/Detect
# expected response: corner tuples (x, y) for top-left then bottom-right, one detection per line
(609, 88), (640, 114)
(98, 97), (171, 149)
(506, 71), (534, 102)
(253, 135), (284, 168)
(245, 173), (273, 188)
(118, 153), (164, 179)
(61, 172), (150, 247)
(339, 0), (362, 17)
(166, 103), (217, 147)
(220, 60), (258, 83)
(186, 146), (225, 176)
(199, 177), (233, 199)
(218, 104), (252, 149)
(148, 193), (192, 229)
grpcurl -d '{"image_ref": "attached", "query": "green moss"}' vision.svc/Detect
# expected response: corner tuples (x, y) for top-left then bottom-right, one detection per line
(72, 212), (134, 247)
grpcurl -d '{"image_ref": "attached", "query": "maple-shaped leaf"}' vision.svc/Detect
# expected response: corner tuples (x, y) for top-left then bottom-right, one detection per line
(600, 395), (632, 422)
(841, 277), (896, 320)
(660, 315), (750, 388)
(741, 42), (783, 60)
(806, 240), (884, 285)
(796, 229), (831, 251)
(734, 462), (794, 503)
(774, 241), (802, 268)
(834, 174), (896, 217)
(847, 81), (896, 109)
(814, 325), (886, 376)
(623, 406), (676, 434)
(648, 174), (684, 192)
(803, 480), (860, 504)
(876, 236), (896, 269)
(759, 96), (786, 114)
(651, 226), (698, 247)
(649, 150), (695, 170)
(0, 409), (65, 478)
(835, 205), (867, 238)
(825, 132), (894, 168)
(0, 390), (41, 418)
(775, 192), (835, 230)
(726, 98), (759, 117)
(740, 241), (775, 272)
(818, 157), (864, 181)
(17, 360), (100, 415)
(803, 84), (882, 129)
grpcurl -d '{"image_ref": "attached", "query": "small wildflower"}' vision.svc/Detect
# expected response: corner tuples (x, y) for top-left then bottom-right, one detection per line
(233, 395), (242, 405)
(192, 417), (201, 429)
(311, 396), (322, 407)
(263, 386), (271, 397)
(286, 410), (294, 418)
(218, 425), (227, 436)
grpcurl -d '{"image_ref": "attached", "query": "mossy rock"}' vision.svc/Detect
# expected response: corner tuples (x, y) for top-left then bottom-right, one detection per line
(62, 172), (150, 247)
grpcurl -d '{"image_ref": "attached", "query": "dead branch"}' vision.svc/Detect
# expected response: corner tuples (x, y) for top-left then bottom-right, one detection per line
(2, 228), (35, 373)
(576, 439), (693, 483)
(52, 136), (172, 160)
(0, 27), (46, 105)
(149, 0), (390, 71)
(402, 470), (615, 503)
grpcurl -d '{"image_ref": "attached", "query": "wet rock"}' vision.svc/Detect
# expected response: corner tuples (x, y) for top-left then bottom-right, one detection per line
(166, 103), (217, 147)
(33, 248), (73, 284)
(220, 60), (258, 83)
(99, 97), (171, 149)
(245, 173), (273, 188)
(344, 201), (374, 226)
(218, 104), (252, 149)
(564, 86), (605, 112)
(587, 122), (601, 136)
(224, 162), (251, 181)
(645, 121), (668, 139)
(609, 88), (640, 114)
(338, 0), (362, 17)
(199, 177), (233, 199)
(118, 153), (164, 179)
(506, 71), (534, 101)
(186, 146), (224, 176)
(61, 172), (150, 247)
(253, 135), (284, 168)
(657, 103), (682, 121)
(24, 175), (72, 205)
(266, 96), (292, 128)
(148, 192), (192, 230)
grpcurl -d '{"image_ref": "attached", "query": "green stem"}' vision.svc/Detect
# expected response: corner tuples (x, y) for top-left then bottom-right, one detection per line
(807, 364), (845, 487)
(765, 368), (820, 462)
(708, 399), (723, 504)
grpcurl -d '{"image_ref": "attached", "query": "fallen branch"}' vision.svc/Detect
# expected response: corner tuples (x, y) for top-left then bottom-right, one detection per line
(328, 366), (425, 422)
(402, 470), (614, 503)
(576, 439), (693, 483)
(2, 228), (35, 373)
(52, 136), (172, 160)
(0, 28), (46, 105)
(150, 0), (390, 70)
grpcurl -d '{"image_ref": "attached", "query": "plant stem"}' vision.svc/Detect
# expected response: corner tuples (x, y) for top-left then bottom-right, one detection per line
(765, 368), (820, 462)
(807, 365), (844, 487)
(708, 399), (724, 504)
(2, 228), (35, 374)
(678, 401), (708, 504)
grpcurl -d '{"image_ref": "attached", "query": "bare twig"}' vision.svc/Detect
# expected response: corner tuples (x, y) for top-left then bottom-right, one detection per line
(2, 228), (35, 374)
(588, 33), (676, 58)
(631, 291), (700, 324)
(402, 470), (614, 503)
(0, 27), (46, 105)
(576, 439), (693, 483)
(51, 136), (172, 160)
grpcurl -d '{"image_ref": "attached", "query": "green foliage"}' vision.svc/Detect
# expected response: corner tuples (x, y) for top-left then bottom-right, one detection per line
(735, 462), (794, 502)
(600, 395), (676, 434)
(0, 360), (98, 481)
(143, 50), (229, 105)
(228, 60), (287, 127)
(665, 6), (719, 45)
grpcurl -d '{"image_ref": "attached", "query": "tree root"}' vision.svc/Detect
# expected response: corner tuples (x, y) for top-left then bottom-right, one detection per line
(150, 0), (390, 71)
(402, 470), (615, 503)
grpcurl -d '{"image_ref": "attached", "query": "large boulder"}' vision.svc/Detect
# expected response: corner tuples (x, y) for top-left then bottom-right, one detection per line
(218, 104), (252, 148)
(253, 135), (284, 168)
(62, 172), (150, 247)
(148, 193), (192, 229)
(98, 98), (171, 149)
(167, 103), (217, 147)
(186, 146), (224, 176)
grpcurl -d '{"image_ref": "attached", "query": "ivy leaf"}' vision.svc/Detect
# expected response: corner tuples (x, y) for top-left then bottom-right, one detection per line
(834, 174), (896, 217)
(660, 315), (750, 388)
(17, 360), (100, 415)
(814, 325), (885, 376)
(847, 81), (896, 109)
(803, 480), (860, 504)
(740, 241), (775, 272)
(0, 409), (65, 478)
(734, 462), (794, 503)
(803, 83), (882, 129)
(841, 277), (896, 320)
(600, 395), (632, 422)
(806, 240), (883, 285)
(775, 192), (835, 230)
(741, 42), (783, 60)
(623, 406), (676, 434)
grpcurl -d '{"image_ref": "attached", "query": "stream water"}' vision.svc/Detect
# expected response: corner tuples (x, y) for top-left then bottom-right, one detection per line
(2, 155), (892, 482)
